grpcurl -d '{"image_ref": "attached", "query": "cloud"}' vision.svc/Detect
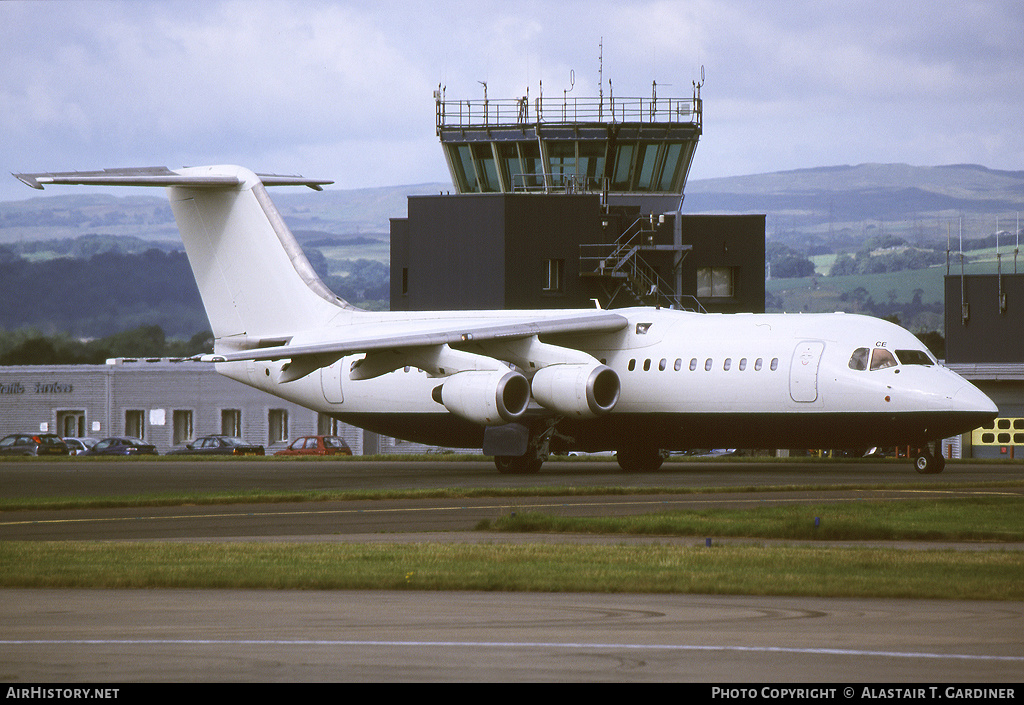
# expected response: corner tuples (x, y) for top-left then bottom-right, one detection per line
(1, 0), (1022, 202)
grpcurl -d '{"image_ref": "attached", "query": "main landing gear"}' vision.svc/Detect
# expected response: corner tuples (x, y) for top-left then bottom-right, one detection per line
(493, 452), (544, 475)
(615, 446), (665, 473)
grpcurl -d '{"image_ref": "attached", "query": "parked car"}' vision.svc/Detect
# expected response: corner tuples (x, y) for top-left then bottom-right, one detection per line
(63, 437), (100, 455)
(0, 433), (70, 456)
(274, 435), (352, 457)
(82, 437), (158, 456)
(167, 435), (265, 456)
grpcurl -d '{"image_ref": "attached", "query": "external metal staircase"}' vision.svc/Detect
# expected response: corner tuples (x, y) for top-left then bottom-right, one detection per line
(580, 214), (704, 311)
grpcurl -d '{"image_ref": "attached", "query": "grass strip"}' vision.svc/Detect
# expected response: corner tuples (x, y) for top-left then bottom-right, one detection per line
(486, 496), (1024, 542)
(4, 480), (1024, 512)
(1, 541), (1022, 600)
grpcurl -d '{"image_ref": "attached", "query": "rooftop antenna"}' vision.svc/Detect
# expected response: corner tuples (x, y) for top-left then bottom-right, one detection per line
(478, 81), (488, 126)
(960, 216), (969, 325)
(598, 38), (604, 121)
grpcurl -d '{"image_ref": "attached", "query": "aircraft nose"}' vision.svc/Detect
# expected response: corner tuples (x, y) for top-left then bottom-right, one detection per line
(951, 383), (999, 415)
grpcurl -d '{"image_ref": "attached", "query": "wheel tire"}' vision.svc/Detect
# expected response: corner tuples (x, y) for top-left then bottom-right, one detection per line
(494, 455), (543, 475)
(616, 447), (664, 473)
(913, 452), (945, 474)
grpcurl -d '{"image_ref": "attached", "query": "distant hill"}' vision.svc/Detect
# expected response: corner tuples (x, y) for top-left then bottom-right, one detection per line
(0, 183), (450, 245)
(4, 165), (1019, 251)
(1, 164), (1020, 338)
(684, 163), (1024, 252)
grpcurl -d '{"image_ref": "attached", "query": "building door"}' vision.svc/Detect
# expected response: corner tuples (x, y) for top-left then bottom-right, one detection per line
(57, 410), (86, 437)
(789, 341), (825, 403)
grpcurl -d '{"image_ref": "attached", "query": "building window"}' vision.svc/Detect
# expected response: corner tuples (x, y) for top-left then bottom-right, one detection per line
(268, 409), (289, 446)
(221, 409), (241, 437)
(172, 410), (193, 446)
(125, 410), (145, 440)
(544, 259), (564, 293)
(318, 413), (340, 435)
(697, 267), (735, 298)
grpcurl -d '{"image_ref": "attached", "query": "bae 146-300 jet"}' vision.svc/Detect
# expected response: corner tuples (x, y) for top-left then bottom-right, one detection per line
(16, 165), (998, 474)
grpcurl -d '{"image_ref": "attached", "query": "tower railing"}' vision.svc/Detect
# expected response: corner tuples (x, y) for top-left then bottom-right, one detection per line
(437, 94), (701, 131)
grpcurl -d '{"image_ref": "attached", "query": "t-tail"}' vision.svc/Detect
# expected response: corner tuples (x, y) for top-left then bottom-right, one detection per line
(15, 166), (354, 352)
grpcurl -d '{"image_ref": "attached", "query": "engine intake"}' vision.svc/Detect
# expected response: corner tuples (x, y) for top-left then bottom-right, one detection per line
(531, 363), (620, 418)
(432, 369), (531, 426)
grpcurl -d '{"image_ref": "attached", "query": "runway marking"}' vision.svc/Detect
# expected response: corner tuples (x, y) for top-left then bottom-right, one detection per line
(1, 639), (1021, 662)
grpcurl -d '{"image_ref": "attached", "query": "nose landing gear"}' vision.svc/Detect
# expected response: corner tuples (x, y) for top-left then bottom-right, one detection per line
(913, 443), (946, 474)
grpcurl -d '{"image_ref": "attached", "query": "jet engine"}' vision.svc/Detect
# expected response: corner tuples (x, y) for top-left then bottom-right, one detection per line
(432, 369), (531, 426)
(530, 363), (620, 418)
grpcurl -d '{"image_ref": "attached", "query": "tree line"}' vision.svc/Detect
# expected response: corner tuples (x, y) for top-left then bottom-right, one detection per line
(0, 326), (213, 365)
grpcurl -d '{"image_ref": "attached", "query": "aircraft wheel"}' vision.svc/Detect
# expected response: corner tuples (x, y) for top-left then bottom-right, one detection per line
(494, 455), (543, 475)
(913, 451), (945, 474)
(616, 447), (664, 473)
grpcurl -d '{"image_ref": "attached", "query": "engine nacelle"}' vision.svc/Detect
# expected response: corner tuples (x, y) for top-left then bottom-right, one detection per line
(432, 369), (531, 426)
(531, 363), (620, 418)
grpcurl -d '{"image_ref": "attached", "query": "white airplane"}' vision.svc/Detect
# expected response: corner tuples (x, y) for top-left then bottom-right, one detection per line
(16, 165), (998, 474)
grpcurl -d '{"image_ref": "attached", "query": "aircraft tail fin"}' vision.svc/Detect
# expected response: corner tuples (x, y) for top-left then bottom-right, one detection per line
(15, 166), (354, 349)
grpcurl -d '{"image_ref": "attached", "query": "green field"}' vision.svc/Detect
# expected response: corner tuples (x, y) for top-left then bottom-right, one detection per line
(2, 483), (1022, 600)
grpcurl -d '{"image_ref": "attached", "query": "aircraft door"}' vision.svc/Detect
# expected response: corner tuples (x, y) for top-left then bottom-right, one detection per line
(789, 341), (825, 403)
(320, 359), (344, 404)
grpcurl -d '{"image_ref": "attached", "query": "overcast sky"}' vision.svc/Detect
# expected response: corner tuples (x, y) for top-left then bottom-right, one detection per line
(2, 0), (1022, 202)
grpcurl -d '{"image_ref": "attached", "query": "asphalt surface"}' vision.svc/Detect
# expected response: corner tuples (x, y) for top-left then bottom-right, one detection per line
(1, 457), (1022, 682)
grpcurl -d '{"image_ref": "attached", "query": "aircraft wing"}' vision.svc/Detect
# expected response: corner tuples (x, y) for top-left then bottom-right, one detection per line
(204, 310), (629, 381)
(211, 311), (629, 363)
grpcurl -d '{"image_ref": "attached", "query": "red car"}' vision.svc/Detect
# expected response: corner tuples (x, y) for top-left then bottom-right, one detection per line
(274, 435), (353, 457)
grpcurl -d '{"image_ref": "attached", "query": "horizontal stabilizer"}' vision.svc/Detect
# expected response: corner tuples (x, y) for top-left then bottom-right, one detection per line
(14, 166), (332, 191)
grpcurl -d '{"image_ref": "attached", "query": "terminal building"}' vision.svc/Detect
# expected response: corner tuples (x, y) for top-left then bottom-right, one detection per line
(0, 358), (385, 455)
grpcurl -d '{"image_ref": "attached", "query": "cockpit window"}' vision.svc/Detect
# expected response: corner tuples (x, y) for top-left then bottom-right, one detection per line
(896, 349), (934, 366)
(848, 347), (869, 371)
(869, 348), (898, 371)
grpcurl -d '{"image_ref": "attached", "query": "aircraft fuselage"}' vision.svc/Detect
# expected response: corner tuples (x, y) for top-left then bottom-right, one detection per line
(218, 307), (995, 455)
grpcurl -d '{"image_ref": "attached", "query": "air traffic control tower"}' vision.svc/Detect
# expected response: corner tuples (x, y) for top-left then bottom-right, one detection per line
(434, 82), (701, 213)
(391, 82), (765, 314)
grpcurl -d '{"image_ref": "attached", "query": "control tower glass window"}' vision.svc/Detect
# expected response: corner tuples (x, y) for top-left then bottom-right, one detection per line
(659, 143), (684, 191)
(611, 144), (635, 191)
(497, 143), (523, 192)
(548, 142), (577, 189)
(452, 145), (478, 192)
(577, 142), (607, 190)
(519, 142), (544, 191)
(472, 143), (499, 192)
(636, 143), (660, 191)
